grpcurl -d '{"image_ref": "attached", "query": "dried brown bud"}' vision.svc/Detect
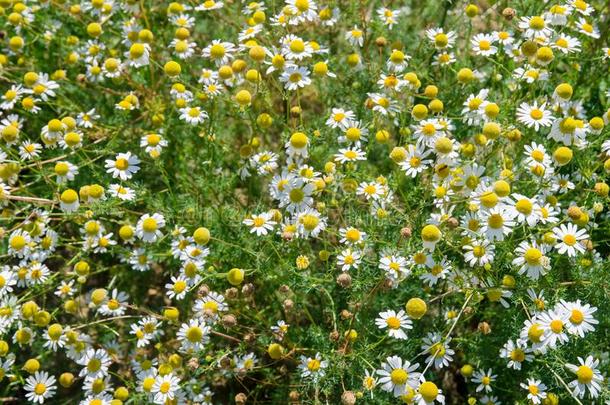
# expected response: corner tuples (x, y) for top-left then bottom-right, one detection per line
(222, 314), (237, 328)
(281, 231), (294, 241)
(463, 306), (474, 315)
(241, 283), (254, 296)
(219, 356), (232, 369)
(341, 391), (357, 405)
(329, 330), (340, 341)
(340, 310), (353, 320)
(197, 284), (210, 297)
(289, 391), (300, 402)
(279, 284), (291, 294)
(290, 106), (302, 117)
(336, 273), (352, 288)
(400, 227), (412, 238)
(187, 357), (199, 370)
(225, 287), (238, 299)
(446, 217), (459, 229)
(375, 36), (387, 47)
(502, 7), (516, 20)
(243, 332), (256, 344)
(478, 321), (492, 335)
(283, 299), (294, 311)
(235, 392), (247, 405)
(567, 205), (583, 219)
(583, 239), (594, 251)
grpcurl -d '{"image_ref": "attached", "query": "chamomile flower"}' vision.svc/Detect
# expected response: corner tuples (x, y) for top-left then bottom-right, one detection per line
(552, 223), (588, 257)
(136, 213), (166, 243)
(463, 239), (495, 267)
(499, 339), (532, 370)
(565, 356), (603, 398)
(520, 379), (547, 404)
(518, 16), (553, 39)
(422, 333), (454, 369)
(376, 356), (421, 397)
(177, 319), (210, 351)
(339, 227), (366, 246)
(538, 309), (569, 348)
(337, 248), (362, 271)
(296, 208), (327, 237)
(326, 108), (355, 130)
(512, 240), (549, 280)
(472, 368), (496, 393)
(471, 34), (497, 56)
(556, 300), (597, 337)
(279, 66), (311, 90)
(108, 184), (136, 201)
(202, 40), (236, 66)
(375, 310), (412, 340)
(286, 0), (318, 23)
(576, 17), (600, 38)
(480, 207), (515, 241)
(426, 28), (456, 49)
(97, 289), (129, 316)
(400, 144), (432, 177)
(151, 373), (182, 404)
(516, 102), (553, 130)
(298, 353), (327, 381)
(281, 35), (313, 61)
(105, 152), (140, 180)
(334, 147), (366, 163)
(345, 26), (365, 47)
(53, 161), (78, 183)
(24, 371), (57, 404)
(243, 212), (276, 235)
(179, 106), (208, 125)
(77, 348), (111, 380)
(0, 268), (17, 297)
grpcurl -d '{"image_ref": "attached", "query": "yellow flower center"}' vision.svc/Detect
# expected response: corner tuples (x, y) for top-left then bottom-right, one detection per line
(386, 316), (401, 329)
(210, 44), (225, 58)
(390, 368), (408, 385)
(289, 188), (304, 203)
(34, 383), (47, 395)
(563, 234), (576, 246)
(115, 158), (129, 170)
(88, 358), (101, 372)
(10, 235), (26, 250)
(307, 359), (321, 371)
(345, 229), (360, 242)
(510, 349), (525, 362)
(524, 248), (542, 265)
(142, 218), (158, 233)
(530, 109), (543, 120)
(203, 300), (218, 312)
(570, 309), (584, 324)
(419, 381), (438, 401)
(550, 319), (563, 333)
(186, 326), (203, 342)
(529, 16), (545, 30)
(290, 39), (305, 53)
(160, 381), (171, 393)
(576, 365), (593, 384)
(434, 33), (448, 47)
(516, 199), (533, 214)
(487, 213), (503, 229)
